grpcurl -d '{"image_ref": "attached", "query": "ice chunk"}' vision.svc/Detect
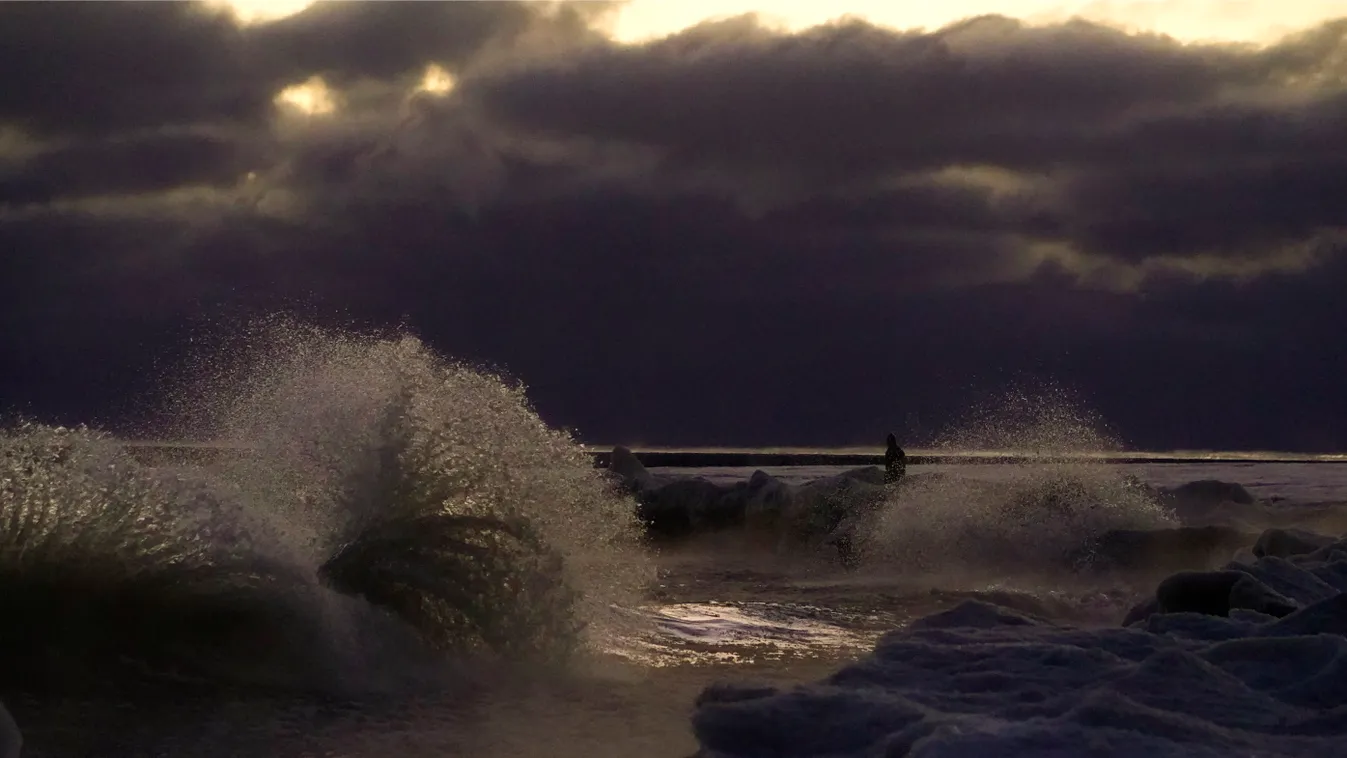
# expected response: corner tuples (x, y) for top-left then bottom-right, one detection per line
(693, 534), (1347, 757)
(1255, 528), (1338, 559)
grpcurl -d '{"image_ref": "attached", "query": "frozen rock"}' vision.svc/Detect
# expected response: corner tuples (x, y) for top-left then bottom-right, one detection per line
(693, 533), (1347, 758)
(1226, 574), (1301, 617)
(1168, 479), (1256, 506)
(1080, 525), (1256, 573)
(835, 466), (887, 485)
(609, 446), (769, 540)
(608, 445), (659, 493)
(630, 464), (897, 547)
(1162, 479), (1257, 523)
(789, 473), (887, 538)
(742, 470), (794, 530)
(1154, 570), (1251, 617)
(638, 478), (743, 540)
(1253, 528), (1337, 559)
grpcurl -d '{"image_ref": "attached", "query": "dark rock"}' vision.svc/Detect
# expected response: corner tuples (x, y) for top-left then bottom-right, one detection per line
(1228, 574), (1299, 617)
(1253, 528), (1338, 559)
(1266, 594), (1347, 637)
(609, 445), (657, 492)
(635, 476), (767, 542)
(1122, 596), (1161, 626)
(1161, 481), (1257, 524)
(743, 471), (794, 531)
(792, 479), (886, 556)
(1155, 570), (1246, 616)
(695, 682), (780, 707)
(1080, 525), (1257, 573)
(837, 466), (886, 486)
(908, 600), (1044, 631)
(1168, 480), (1255, 505)
(1149, 568), (1302, 620)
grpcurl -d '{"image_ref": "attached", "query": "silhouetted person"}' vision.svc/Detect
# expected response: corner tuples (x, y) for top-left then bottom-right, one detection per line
(884, 432), (906, 484)
(829, 436), (905, 565)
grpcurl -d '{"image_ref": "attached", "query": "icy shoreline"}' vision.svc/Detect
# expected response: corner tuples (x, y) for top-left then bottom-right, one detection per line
(690, 527), (1347, 757)
(609, 445), (1347, 567)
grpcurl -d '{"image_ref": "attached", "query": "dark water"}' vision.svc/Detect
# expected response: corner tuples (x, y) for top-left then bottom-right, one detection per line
(4, 320), (1343, 756)
(0, 321), (659, 755)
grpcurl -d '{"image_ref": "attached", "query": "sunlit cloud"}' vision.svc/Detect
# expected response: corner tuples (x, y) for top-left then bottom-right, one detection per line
(916, 166), (1052, 199)
(417, 64), (456, 96)
(1024, 231), (1339, 291)
(607, 0), (1345, 45)
(274, 76), (338, 116)
(0, 183), (275, 221)
(214, 0), (314, 25)
(0, 126), (46, 163)
(212, 0), (1344, 47)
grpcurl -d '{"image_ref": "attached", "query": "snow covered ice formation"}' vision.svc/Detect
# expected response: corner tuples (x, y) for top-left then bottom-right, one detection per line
(692, 530), (1347, 757)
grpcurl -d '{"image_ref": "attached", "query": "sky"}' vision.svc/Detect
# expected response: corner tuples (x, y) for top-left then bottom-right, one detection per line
(1, 1), (1345, 451)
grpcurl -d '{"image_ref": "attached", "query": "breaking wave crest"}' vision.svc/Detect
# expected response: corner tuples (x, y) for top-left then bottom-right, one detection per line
(860, 384), (1175, 574)
(0, 320), (653, 696)
(864, 467), (1174, 573)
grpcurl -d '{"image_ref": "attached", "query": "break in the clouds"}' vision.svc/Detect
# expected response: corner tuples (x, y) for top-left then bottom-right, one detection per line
(1, 2), (1344, 451)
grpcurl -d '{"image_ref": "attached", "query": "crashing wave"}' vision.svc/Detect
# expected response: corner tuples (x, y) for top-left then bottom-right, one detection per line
(613, 448), (1177, 574)
(857, 466), (1175, 573)
(0, 322), (653, 696)
(615, 384), (1181, 576)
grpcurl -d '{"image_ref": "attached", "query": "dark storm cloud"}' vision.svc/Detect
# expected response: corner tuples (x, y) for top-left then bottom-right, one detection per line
(2, 4), (1346, 451)
(762, 182), (1003, 233)
(0, 130), (255, 204)
(249, 1), (609, 85)
(1058, 152), (1347, 261)
(465, 15), (1248, 175)
(0, 1), (593, 139)
(0, 3), (258, 137)
(464, 14), (1347, 269)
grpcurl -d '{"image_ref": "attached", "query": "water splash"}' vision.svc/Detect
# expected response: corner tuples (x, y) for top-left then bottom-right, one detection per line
(189, 320), (655, 659)
(931, 380), (1121, 458)
(0, 422), (330, 692)
(0, 319), (654, 695)
(862, 383), (1175, 574)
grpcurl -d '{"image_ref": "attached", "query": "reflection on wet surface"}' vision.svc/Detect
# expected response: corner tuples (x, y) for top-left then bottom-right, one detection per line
(9, 553), (1145, 757)
(613, 601), (901, 666)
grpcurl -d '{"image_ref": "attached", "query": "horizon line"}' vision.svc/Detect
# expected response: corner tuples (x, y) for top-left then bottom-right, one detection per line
(116, 440), (1347, 463)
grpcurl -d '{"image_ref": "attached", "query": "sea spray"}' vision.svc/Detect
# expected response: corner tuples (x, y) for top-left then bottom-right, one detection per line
(186, 320), (655, 659)
(0, 319), (654, 694)
(860, 383), (1176, 573)
(0, 422), (329, 692)
(931, 380), (1120, 457)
